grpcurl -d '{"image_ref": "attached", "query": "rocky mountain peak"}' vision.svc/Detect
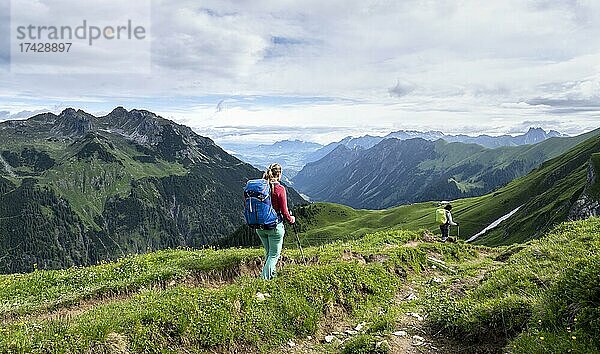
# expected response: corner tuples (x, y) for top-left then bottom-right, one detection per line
(548, 130), (565, 137)
(526, 127), (544, 133)
(98, 107), (218, 164)
(51, 108), (95, 136)
(100, 108), (168, 145)
(58, 108), (94, 119)
(520, 127), (554, 145)
(109, 106), (128, 116)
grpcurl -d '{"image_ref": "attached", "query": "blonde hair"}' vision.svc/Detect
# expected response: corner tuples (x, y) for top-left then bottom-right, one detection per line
(263, 163), (282, 185)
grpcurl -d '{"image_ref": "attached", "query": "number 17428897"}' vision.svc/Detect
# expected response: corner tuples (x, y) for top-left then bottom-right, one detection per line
(18, 42), (72, 53)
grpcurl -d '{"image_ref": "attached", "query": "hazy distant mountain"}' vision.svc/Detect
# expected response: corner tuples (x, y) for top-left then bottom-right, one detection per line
(221, 139), (323, 177)
(383, 127), (565, 148)
(384, 130), (445, 141)
(293, 129), (598, 209)
(258, 139), (322, 152)
(437, 128), (566, 148)
(0, 108), (305, 273)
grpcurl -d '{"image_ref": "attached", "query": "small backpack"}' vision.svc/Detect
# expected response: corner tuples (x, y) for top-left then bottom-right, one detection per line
(244, 179), (279, 229)
(435, 208), (447, 225)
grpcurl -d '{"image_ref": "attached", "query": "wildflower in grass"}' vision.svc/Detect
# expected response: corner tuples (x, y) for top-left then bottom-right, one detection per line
(539, 336), (544, 340)
(572, 336), (576, 340)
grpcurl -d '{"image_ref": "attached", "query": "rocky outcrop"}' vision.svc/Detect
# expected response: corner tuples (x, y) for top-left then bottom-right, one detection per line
(100, 107), (164, 145)
(569, 159), (600, 220)
(51, 108), (95, 136)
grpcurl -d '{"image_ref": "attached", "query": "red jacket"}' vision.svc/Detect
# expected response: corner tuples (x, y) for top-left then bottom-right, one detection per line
(271, 182), (293, 223)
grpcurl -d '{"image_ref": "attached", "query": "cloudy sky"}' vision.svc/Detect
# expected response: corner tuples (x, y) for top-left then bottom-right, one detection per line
(1, 0), (599, 144)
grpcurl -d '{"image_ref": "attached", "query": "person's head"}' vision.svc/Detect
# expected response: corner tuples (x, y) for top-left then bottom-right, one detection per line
(444, 204), (453, 211)
(264, 163), (282, 183)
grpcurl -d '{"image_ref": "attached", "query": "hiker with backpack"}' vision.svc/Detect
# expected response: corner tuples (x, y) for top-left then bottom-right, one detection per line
(243, 163), (295, 280)
(436, 204), (458, 242)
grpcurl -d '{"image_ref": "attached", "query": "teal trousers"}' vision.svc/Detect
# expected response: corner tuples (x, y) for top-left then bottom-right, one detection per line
(256, 223), (285, 280)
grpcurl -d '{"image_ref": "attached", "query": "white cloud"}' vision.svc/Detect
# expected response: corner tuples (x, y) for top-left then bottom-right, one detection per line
(388, 80), (416, 98)
(0, 0), (599, 143)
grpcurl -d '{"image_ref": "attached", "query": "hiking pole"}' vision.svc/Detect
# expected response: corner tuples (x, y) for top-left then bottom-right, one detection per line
(291, 222), (307, 265)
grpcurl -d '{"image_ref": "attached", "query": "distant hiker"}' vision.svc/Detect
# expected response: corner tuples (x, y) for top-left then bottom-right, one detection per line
(436, 204), (458, 242)
(243, 163), (295, 280)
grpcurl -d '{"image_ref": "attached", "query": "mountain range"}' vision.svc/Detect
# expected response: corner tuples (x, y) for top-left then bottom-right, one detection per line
(0, 107), (304, 273)
(224, 128), (565, 176)
(292, 129), (599, 209)
(307, 127), (565, 163)
(388, 127), (565, 147)
(0, 107), (590, 274)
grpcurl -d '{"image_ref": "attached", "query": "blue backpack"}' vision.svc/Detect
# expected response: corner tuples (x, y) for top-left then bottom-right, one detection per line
(244, 179), (279, 229)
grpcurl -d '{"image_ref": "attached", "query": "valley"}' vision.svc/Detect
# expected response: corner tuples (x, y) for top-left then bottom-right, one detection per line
(292, 129), (600, 209)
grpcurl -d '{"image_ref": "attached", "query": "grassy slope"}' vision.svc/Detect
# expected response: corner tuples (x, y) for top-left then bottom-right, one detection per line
(289, 198), (508, 248)
(286, 202), (436, 247)
(0, 228), (480, 353)
(470, 132), (600, 245)
(1, 218), (598, 353)
(8, 134), (188, 228)
(425, 217), (600, 353)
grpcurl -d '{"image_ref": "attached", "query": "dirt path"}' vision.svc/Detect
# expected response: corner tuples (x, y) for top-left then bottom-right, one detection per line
(282, 281), (467, 354)
(282, 251), (490, 353)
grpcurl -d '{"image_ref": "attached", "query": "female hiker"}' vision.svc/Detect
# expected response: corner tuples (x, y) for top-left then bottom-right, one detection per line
(256, 163), (295, 280)
(439, 203), (458, 242)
